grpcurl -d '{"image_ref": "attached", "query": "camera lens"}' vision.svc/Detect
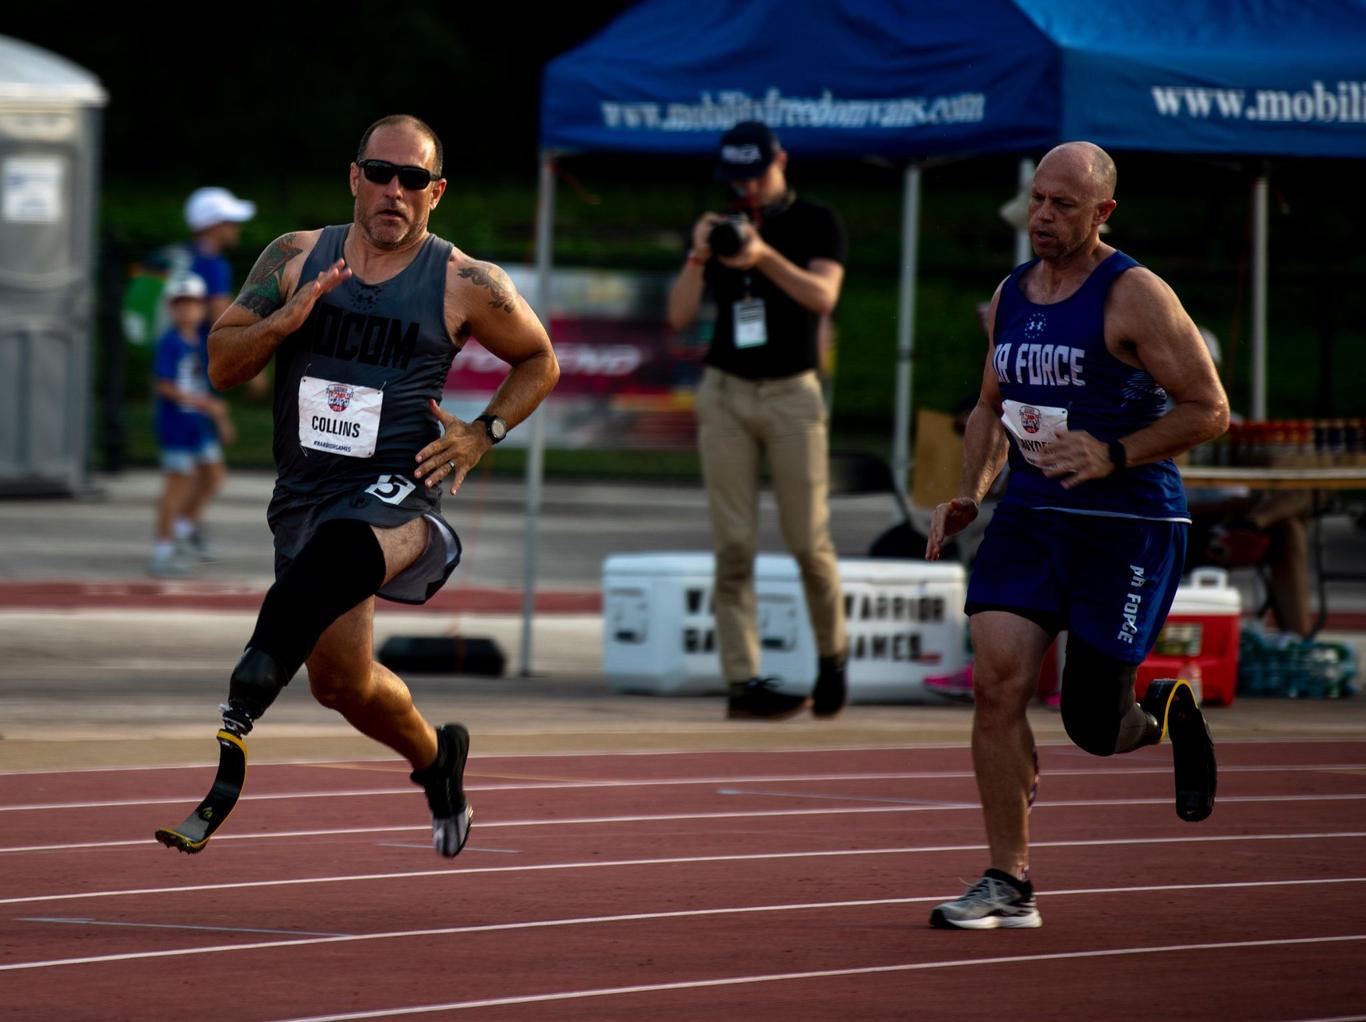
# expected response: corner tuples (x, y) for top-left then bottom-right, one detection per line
(707, 220), (743, 257)
(708, 215), (754, 258)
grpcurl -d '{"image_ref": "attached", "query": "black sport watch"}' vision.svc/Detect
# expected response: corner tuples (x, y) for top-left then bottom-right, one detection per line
(474, 413), (508, 444)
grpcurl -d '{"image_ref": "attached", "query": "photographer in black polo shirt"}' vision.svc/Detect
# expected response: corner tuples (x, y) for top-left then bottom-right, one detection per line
(667, 121), (849, 721)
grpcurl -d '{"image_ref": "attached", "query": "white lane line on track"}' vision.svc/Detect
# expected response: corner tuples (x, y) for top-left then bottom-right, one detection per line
(3, 762), (1363, 813)
(16, 916), (351, 938)
(717, 787), (976, 807)
(3, 879), (1364, 975)
(5, 794), (1366, 855)
(374, 844), (520, 854)
(3, 833), (1365, 907)
(0, 735), (1355, 777)
(263, 932), (1366, 1021)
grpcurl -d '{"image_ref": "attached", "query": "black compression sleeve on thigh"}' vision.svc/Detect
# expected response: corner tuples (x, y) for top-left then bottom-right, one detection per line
(1059, 635), (1155, 756)
(245, 517), (389, 680)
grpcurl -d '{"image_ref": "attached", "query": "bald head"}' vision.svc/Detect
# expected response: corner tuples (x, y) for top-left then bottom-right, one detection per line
(1028, 141), (1119, 263)
(1038, 141), (1116, 203)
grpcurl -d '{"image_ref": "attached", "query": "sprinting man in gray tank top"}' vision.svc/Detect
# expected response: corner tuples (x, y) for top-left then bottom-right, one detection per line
(155, 115), (559, 858)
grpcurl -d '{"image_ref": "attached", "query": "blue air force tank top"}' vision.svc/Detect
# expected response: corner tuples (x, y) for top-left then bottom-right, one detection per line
(992, 250), (1188, 521)
(270, 225), (457, 504)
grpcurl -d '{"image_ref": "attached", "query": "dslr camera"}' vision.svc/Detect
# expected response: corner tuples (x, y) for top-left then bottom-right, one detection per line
(707, 213), (752, 257)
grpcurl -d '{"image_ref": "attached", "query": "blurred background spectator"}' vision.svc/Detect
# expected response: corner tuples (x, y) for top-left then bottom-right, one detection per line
(1184, 328), (1312, 637)
(148, 272), (234, 576)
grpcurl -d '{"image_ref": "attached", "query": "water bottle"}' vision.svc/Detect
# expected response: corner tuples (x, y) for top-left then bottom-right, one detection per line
(1178, 660), (1204, 705)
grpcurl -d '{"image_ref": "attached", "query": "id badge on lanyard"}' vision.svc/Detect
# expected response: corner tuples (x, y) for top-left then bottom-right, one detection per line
(733, 290), (767, 349)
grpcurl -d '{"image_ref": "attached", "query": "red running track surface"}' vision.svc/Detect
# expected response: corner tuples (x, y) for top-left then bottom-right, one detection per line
(2, 741), (1366, 1021)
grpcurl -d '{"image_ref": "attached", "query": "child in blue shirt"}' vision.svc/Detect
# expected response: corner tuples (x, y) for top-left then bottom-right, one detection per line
(150, 272), (235, 576)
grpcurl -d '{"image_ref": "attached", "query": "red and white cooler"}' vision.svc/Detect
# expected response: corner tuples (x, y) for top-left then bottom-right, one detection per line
(1136, 567), (1243, 706)
(1036, 567), (1243, 707)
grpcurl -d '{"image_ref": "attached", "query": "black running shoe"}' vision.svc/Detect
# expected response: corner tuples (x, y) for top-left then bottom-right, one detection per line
(155, 729), (248, 854)
(726, 677), (811, 720)
(1142, 678), (1217, 822)
(812, 654), (848, 719)
(410, 723), (474, 858)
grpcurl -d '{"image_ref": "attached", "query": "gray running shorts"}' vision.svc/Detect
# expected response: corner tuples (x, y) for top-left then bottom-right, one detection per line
(268, 474), (461, 605)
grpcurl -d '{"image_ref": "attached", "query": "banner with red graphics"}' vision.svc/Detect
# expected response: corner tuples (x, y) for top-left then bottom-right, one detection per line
(442, 265), (709, 450)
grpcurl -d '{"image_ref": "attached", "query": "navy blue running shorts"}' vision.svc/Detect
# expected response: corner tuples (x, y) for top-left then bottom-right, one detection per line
(965, 503), (1187, 664)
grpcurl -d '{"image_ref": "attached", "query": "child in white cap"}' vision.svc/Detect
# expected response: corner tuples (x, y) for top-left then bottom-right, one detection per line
(149, 272), (234, 576)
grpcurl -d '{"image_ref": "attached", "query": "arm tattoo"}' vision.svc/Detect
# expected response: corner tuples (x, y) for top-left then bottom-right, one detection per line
(234, 234), (303, 317)
(457, 262), (517, 314)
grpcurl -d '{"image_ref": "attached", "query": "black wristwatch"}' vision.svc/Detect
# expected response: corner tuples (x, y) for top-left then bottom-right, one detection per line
(474, 413), (508, 444)
(1107, 438), (1128, 473)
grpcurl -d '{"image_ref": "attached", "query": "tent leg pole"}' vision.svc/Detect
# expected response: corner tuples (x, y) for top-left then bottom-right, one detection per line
(1251, 171), (1268, 422)
(1014, 157), (1035, 266)
(520, 152), (555, 677)
(891, 163), (921, 503)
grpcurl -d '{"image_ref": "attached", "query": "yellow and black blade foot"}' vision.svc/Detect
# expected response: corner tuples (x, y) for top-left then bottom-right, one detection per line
(155, 729), (247, 854)
(1142, 679), (1216, 822)
(1141, 678), (1184, 743)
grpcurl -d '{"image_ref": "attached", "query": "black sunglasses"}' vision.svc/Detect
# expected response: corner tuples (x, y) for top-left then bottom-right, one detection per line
(356, 159), (440, 190)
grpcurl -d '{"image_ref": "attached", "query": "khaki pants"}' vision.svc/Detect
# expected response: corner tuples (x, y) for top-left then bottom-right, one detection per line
(696, 366), (846, 682)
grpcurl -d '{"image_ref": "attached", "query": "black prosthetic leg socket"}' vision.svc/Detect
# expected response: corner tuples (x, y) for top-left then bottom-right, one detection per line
(224, 647), (291, 736)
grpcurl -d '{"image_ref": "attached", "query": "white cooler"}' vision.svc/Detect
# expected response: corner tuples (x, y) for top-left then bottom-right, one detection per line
(602, 553), (969, 702)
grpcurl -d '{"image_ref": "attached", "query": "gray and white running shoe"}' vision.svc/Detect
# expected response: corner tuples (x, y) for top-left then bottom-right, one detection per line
(930, 869), (1042, 929)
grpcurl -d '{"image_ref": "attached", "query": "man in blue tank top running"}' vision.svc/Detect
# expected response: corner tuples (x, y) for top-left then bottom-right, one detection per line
(924, 142), (1229, 930)
(155, 115), (559, 858)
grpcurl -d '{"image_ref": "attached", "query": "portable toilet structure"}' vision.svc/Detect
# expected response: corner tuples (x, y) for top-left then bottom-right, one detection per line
(0, 35), (106, 494)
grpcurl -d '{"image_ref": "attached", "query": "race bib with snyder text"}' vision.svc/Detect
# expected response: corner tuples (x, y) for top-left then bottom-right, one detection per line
(298, 375), (383, 458)
(1001, 399), (1068, 468)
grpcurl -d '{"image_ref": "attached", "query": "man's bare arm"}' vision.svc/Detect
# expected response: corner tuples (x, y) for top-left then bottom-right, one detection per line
(751, 252), (844, 315)
(1038, 268), (1229, 489)
(453, 260), (559, 429)
(666, 213), (724, 330)
(666, 261), (706, 330)
(926, 282), (1009, 559)
(458, 260), (559, 430)
(237, 233), (305, 317)
(959, 392), (1011, 503)
(455, 262), (518, 315)
(960, 283), (1010, 499)
(1106, 269), (1229, 466)
(207, 232), (341, 389)
(208, 233), (303, 388)
(416, 258), (560, 493)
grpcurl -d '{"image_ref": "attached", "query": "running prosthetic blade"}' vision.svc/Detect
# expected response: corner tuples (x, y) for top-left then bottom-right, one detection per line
(155, 729), (247, 853)
(1143, 678), (1217, 822)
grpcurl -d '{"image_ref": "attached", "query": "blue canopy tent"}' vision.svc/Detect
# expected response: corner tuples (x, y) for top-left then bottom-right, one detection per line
(546, 0), (1366, 163)
(514, 0), (1366, 672)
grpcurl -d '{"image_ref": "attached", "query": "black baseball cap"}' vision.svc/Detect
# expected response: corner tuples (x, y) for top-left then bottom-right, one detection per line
(714, 121), (781, 181)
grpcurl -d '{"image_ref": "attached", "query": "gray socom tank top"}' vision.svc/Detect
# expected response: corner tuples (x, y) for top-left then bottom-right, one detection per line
(270, 224), (457, 510)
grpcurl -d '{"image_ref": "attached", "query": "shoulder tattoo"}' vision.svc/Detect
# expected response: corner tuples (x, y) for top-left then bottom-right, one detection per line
(234, 234), (303, 317)
(457, 261), (517, 314)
